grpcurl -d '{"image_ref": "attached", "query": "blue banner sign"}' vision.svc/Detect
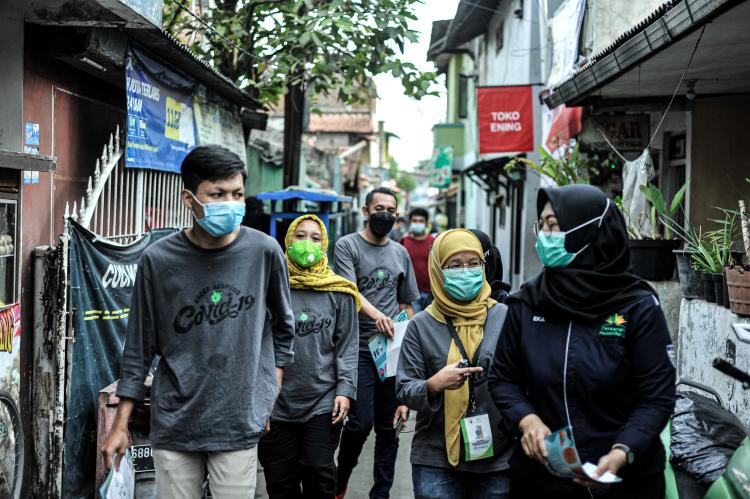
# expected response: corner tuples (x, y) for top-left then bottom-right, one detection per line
(125, 46), (197, 173)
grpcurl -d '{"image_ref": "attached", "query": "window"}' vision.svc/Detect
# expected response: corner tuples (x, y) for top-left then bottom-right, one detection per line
(458, 75), (469, 119)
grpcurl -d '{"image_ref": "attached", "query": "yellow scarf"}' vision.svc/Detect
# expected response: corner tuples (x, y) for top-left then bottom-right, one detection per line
(426, 229), (496, 466)
(284, 214), (360, 310)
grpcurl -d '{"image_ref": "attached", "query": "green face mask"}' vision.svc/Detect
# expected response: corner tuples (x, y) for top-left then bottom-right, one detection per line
(288, 239), (323, 268)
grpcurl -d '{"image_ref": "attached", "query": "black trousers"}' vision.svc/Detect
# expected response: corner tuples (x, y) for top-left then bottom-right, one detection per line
(259, 413), (343, 499)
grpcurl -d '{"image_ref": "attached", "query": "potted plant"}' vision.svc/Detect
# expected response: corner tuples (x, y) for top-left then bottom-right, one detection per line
(623, 182), (687, 281)
(663, 219), (705, 299)
(504, 142), (597, 186)
(685, 209), (738, 305)
(726, 198), (750, 316)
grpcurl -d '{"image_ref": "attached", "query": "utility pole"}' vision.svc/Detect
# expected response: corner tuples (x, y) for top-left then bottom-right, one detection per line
(282, 81), (305, 187)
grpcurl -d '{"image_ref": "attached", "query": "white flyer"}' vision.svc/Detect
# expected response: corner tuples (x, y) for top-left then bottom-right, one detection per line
(99, 448), (135, 499)
(384, 319), (409, 378)
(581, 462), (623, 483)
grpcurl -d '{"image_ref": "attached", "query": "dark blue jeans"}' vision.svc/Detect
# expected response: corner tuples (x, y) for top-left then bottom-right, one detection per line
(336, 349), (400, 499)
(412, 464), (511, 499)
(412, 291), (433, 313)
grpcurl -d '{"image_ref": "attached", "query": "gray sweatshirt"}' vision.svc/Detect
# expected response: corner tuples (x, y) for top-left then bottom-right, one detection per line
(117, 228), (295, 451)
(333, 233), (420, 350)
(272, 288), (359, 422)
(396, 305), (514, 472)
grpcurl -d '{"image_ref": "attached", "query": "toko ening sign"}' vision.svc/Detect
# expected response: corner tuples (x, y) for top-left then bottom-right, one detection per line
(477, 86), (534, 154)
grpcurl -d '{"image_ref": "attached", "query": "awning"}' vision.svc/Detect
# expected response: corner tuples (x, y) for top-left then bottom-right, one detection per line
(427, 0), (501, 66)
(446, 0), (498, 48)
(25, 2), (259, 109)
(427, 20), (451, 61)
(257, 189), (352, 204)
(545, 0), (748, 108)
(0, 150), (56, 172)
(463, 157), (514, 194)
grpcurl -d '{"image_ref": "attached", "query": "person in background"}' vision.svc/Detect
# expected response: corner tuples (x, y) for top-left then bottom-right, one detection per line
(468, 229), (511, 302)
(433, 209), (449, 234)
(333, 187), (420, 499)
(242, 195), (270, 233)
(489, 185), (676, 498)
(389, 216), (408, 241)
(397, 229), (514, 498)
(100, 145), (295, 498)
(401, 207), (436, 312)
(259, 214), (360, 499)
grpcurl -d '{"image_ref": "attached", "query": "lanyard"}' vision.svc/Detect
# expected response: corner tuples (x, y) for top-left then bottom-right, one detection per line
(445, 317), (483, 413)
(445, 317), (481, 366)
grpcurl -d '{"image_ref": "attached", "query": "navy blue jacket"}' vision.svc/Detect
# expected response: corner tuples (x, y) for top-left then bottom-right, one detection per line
(489, 294), (676, 488)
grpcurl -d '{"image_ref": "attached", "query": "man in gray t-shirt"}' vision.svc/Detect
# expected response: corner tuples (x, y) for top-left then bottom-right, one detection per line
(333, 187), (420, 499)
(100, 146), (295, 498)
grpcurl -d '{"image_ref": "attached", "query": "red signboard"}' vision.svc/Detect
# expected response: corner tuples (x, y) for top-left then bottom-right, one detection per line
(477, 86), (534, 154)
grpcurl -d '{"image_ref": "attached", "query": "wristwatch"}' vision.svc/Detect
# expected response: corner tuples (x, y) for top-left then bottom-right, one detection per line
(611, 443), (634, 464)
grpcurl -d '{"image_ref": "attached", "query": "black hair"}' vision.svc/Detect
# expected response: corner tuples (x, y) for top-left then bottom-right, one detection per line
(365, 187), (397, 207)
(397, 216), (408, 224)
(409, 207), (429, 221)
(181, 145), (248, 193)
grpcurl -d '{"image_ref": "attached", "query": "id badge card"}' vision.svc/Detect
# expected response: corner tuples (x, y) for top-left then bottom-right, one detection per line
(459, 412), (494, 461)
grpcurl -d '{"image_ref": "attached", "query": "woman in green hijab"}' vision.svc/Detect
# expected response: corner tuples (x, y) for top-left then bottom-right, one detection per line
(259, 214), (360, 499)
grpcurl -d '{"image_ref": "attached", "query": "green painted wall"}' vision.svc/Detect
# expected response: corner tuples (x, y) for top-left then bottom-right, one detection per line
(433, 123), (466, 158)
(245, 146), (283, 195)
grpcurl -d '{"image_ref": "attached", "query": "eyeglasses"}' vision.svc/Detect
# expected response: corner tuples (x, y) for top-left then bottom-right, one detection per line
(442, 260), (484, 271)
(532, 220), (561, 236)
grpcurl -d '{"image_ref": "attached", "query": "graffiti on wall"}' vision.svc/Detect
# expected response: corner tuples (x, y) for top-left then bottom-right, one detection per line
(0, 303), (21, 401)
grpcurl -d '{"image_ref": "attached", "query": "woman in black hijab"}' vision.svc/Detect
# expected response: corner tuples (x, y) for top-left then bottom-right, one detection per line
(489, 185), (676, 498)
(468, 229), (511, 302)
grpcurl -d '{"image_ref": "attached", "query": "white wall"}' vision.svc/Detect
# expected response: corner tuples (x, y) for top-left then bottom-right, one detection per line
(479, 0), (536, 86)
(583, 0), (670, 57)
(678, 299), (750, 427)
(465, 0), (546, 288)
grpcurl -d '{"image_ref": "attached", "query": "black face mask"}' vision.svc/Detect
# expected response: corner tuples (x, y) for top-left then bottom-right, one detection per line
(368, 211), (396, 237)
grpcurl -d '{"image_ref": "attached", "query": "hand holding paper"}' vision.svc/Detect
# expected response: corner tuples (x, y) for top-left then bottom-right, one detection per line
(368, 312), (410, 381)
(544, 426), (623, 484)
(99, 448), (135, 499)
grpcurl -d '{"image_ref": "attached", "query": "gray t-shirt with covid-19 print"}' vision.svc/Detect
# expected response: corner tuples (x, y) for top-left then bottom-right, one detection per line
(272, 288), (359, 422)
(117, 227), (295, 452)
(333, 233), (420, 350)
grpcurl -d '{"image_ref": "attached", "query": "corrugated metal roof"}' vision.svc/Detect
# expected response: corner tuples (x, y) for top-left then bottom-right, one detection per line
(127, 27), (259, 109)
(554, 1), (678, 89)
(446, 0), (499, 48)
(545, 0), (741, 107)
(427, 20), (451, 60)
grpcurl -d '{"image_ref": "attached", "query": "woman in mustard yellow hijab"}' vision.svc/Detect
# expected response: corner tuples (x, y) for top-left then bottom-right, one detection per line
(396, 229), (514, 499)
(258, 214), (360, 499)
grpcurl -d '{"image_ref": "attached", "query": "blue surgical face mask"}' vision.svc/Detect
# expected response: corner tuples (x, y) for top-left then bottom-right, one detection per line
(190, 191), (246, 238)
(535, 199), (610, 268)
(443, 267), (484, 302)
(410, 222), (426, 235)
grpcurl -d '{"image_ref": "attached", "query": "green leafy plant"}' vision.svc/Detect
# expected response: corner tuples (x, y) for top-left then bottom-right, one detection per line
(504, 143), (598, 186)
(665, 208), (739, 273)
(163, 0), (438, 106)
(636, 182), (688, 240)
